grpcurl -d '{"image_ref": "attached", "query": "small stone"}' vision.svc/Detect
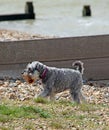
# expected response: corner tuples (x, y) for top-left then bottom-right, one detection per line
(9, 93), (16, 99)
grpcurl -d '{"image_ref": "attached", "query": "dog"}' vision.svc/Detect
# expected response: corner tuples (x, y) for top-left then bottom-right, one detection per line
(22, 61), (86, 103)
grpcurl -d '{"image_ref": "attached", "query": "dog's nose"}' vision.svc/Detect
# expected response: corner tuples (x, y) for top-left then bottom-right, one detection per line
(21, 71), (24, 75)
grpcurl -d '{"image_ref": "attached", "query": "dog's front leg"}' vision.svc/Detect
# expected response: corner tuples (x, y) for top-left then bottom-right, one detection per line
(37, 89), (49, 98)
(37, 85), (53, 98)
(49, 92), (55, 101)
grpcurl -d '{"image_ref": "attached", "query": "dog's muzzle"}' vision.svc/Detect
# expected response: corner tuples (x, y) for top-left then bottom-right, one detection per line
(22, 72), (35, 84)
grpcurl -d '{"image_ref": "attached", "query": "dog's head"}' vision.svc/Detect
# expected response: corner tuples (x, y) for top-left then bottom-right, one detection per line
(22, 61), (47, 84)
(22, 61), (40, 84)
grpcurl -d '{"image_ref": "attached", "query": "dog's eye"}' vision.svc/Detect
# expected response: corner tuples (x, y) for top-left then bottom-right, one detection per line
(28, 68), (35, 74)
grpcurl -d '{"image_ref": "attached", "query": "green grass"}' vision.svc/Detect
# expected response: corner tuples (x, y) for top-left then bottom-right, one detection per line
(50, 121), (64, 129)
(24, 122), (36, 130)
(0, 99), (109, 130)
(0, 104), (51, 122)
(0, 127), (9, 130)
(34, 97), (49, 104)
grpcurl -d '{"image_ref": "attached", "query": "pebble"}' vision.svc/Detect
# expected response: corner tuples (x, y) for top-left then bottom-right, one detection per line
(0, 29), (55, 41)
(0, 79), (108, 105)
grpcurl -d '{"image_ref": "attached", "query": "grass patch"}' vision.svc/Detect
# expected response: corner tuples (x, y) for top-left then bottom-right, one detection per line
(33, 107), (51, 118)
(0, 105), (51, 122)
(0, 115), (13, 123)
(58, 99), (76, 106)
(0, 99), (109, 130)
(50, 121), (63, 129)
(34, 97), (49, 104)
(79, 103), (97, 112)
(24, 122), (36, 130)
(0, 127), (9, 130)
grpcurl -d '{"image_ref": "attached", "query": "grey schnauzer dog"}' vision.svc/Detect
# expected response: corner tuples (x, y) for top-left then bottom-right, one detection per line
(22, 61), (86, 103)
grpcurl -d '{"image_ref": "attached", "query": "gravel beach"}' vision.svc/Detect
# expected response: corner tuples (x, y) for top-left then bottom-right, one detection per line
(0, 79), (108, 104)
(0, 29), (53, 41)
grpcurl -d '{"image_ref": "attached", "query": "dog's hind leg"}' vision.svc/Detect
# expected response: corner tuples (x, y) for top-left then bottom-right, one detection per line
(49, 92), (55, 101)
(70, 90), (81, 104)
(70, 81), (82, 104)
(79, 91), (87, 103)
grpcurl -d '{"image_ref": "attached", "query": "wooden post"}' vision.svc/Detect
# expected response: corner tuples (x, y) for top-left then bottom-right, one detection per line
(0, 1), (35, 21)
(25, 2), (34, 14)
(82, 5), (91, 16)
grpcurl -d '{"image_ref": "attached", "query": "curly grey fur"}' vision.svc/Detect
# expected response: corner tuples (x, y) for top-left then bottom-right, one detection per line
(72, 61), (84, 74)
(23, 61), (86, 103)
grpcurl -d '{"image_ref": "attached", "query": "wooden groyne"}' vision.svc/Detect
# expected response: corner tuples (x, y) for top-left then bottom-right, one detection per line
(0, 2), (35, 21)
(0, 35), (109, 80)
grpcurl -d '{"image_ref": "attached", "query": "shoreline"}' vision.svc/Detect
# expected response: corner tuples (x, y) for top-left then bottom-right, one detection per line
(0, 29), (54, 41)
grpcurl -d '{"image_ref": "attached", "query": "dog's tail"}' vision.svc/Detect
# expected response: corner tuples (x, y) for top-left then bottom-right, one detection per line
(72, 61), (84, 74)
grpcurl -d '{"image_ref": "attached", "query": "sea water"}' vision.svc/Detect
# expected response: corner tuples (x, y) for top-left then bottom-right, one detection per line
(0, 0), (109, 37)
